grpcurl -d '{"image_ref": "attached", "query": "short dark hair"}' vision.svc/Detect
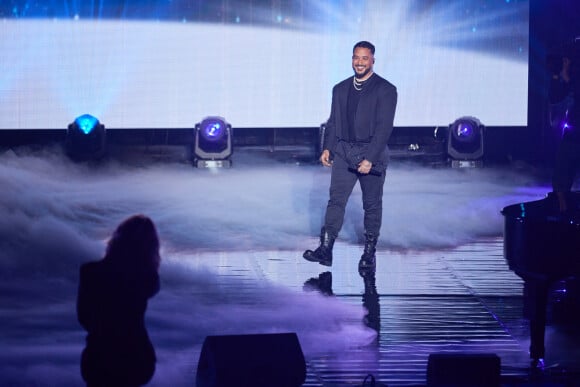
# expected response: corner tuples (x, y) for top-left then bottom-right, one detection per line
(353, 41), (375, 55)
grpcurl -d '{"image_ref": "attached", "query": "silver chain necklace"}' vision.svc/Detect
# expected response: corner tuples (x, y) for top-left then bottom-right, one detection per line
(353, 73), (373, 91)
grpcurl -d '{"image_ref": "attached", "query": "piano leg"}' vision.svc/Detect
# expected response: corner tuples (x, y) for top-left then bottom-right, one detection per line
(524, 278), (550, 367)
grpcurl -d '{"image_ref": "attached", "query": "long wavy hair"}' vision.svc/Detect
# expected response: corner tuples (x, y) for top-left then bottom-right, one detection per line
(105, 214), (160, 276)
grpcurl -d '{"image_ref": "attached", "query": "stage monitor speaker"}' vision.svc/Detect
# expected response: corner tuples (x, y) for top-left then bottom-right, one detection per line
(196, 332), (306, 387)
(426, 353), (500, 387)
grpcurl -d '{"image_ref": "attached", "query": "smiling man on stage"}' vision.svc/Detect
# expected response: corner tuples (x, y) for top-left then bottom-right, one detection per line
(304, 41), (398, 272)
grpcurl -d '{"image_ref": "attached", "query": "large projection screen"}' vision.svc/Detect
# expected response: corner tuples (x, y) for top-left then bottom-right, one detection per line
(0, 0), (529, 129)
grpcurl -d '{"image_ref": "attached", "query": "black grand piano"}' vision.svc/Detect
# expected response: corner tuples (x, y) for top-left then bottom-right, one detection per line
(502, 191), (580, 366)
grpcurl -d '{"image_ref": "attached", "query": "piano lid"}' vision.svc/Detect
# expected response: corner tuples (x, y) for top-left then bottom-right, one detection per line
(502, 191), (580, 279)
(501, 191), (580, 225)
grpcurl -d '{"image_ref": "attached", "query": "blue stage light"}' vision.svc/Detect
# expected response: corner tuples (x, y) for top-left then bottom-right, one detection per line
(74, 114), (99, 135)
(65, 114), (106, 161)
(455, 121), (475, 139)
(447, 116), (484, 167)
(200, 119), (225, 141)
(193, 116), (233, 168)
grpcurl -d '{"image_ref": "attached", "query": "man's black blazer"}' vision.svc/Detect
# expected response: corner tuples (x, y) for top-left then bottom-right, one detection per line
(324, 74), (398, 166)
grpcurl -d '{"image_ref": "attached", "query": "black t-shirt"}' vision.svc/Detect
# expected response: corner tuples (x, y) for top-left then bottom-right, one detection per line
(346, 83), (362, 142)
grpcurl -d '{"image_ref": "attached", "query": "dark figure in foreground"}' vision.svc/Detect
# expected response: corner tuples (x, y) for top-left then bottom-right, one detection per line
(304, 40), (398, 271)
(77, 215), (161, 386)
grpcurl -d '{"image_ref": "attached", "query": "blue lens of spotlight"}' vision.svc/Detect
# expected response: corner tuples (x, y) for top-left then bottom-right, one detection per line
(200, 118), (226, 141)
(456, 122), (474, 138)
(204, 122), (222, 138)
(74, 114), (99, 135)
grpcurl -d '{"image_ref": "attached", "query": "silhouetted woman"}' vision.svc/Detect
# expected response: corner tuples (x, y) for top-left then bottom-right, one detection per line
(77, 215), (161, 387)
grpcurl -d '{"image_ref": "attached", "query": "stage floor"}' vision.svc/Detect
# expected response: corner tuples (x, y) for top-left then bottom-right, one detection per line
(1, 145), (580, 386)
(177, 237), (580, 387)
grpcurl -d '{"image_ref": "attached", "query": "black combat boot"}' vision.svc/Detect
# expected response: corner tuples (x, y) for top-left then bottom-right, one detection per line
(303, 228), (335, 267)
(358, 233), (378, 272)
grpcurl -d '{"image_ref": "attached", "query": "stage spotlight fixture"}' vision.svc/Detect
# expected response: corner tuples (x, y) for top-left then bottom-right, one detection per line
(446, 116), (484, 168)
(193, 116), (233, 168)
(65, 114), (106, 161)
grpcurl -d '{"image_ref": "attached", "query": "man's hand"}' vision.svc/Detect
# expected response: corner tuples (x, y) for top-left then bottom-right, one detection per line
(357, 159), (372, 174)
(320, 149), (333, 167)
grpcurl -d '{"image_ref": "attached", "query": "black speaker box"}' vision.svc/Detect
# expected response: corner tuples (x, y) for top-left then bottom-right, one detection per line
(196, 332), (306, 387)
(427, 353), (500, 387)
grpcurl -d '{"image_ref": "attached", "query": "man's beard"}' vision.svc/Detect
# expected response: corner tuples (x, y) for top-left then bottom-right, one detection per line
(353, 66), (371, 80)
